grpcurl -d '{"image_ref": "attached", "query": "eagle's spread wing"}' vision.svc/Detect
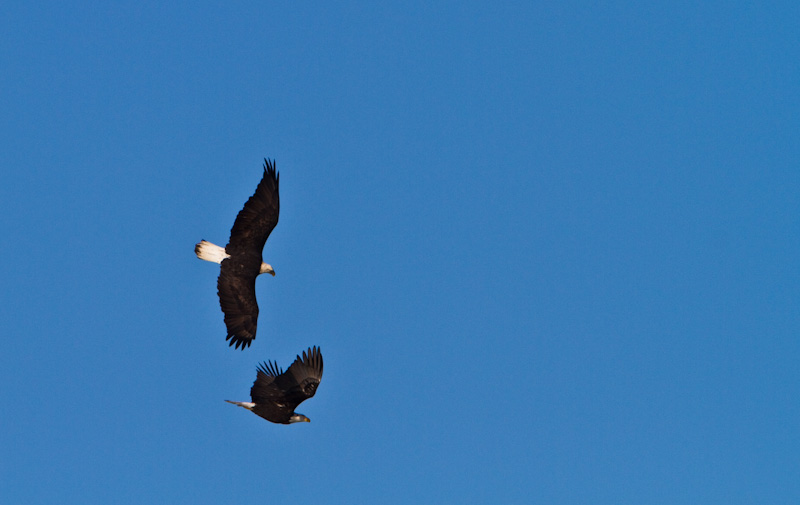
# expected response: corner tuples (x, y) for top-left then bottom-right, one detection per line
(226, 159), (280, 256)
(251, 347), (323, 407)
(279, 346), (324, 404)
(217, 260), (259, 349)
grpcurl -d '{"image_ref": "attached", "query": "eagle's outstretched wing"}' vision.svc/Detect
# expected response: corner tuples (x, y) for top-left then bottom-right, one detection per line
(250, 347), (323, 415)
(225, 159), (280, 256)
(217, 260), (259, 349)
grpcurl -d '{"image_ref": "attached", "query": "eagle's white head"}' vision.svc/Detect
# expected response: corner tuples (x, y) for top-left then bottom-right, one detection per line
(289, 413), (310, 423)
(259, 262), (275, 276)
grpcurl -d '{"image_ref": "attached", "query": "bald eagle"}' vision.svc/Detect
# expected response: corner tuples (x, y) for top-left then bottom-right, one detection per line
(195, 158), (279, 349)
(226, 346), (323, 424)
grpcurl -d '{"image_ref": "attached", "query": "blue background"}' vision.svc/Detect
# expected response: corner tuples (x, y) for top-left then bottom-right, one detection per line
(2, 2), (798, 503)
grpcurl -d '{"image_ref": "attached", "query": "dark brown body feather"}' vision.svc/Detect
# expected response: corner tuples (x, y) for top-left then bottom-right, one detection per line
(217, 159), (280, 349)
(249, 346), (323, 424)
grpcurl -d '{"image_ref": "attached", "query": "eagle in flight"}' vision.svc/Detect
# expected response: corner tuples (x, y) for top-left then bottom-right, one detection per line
(195, 158), (280, 350)
(226, 346), (323, 424)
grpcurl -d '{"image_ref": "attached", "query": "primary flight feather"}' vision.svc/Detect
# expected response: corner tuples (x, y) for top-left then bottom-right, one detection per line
(195, 158), (280, 349)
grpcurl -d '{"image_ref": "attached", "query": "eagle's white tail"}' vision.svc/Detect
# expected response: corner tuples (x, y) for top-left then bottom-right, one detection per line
(225, 400), (255, 410)
(195, 240), (229, 264)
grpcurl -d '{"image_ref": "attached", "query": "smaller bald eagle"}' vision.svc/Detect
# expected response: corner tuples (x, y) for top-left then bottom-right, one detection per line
(195, 158), (279, 350)
(226, 346), (323, 424)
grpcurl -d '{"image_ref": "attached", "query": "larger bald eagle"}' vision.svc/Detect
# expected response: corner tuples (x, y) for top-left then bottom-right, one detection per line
(226, 346), (323, 424)
(195, 158), (279, 349)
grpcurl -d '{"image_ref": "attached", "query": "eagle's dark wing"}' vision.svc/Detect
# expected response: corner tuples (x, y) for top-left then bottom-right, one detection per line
(276, 346), (324, 405)
(225, 159), (279, 256)
(251, 347), (323, 405)
(250, 360), (284, 401)
(217, 258), (260, 349)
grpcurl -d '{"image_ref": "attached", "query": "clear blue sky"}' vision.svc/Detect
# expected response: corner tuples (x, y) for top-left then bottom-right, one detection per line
(2, 2), (798, 503)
